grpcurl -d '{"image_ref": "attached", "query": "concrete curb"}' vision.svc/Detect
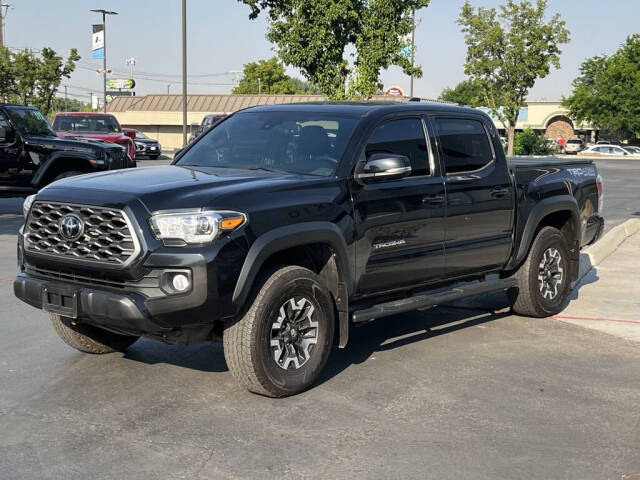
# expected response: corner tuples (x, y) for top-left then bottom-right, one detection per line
(576, 218), (640, 282)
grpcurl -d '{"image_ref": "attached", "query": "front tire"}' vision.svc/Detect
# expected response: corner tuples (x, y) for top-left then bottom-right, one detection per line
(148, 154), (160, 160)
(50, 314), (139, 354)
(510, 226), (571, 317)
(223, 266), (335, 397)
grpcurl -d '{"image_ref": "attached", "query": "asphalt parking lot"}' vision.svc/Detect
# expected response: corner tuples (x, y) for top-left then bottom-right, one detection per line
(1, 158), (639, 479)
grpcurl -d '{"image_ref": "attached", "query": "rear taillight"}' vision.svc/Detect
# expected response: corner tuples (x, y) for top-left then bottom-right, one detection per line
(596, 174), (604, 212)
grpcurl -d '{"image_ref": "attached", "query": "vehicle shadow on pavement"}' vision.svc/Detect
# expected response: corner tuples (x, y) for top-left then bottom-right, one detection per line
(567, 253), (599, 303)
(317, 301), (512, 387)
(0, 215), (24, 235)
(123, 339), (227, 373)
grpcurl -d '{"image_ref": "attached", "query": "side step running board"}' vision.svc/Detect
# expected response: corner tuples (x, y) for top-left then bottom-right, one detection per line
(351, 277), (518, 323)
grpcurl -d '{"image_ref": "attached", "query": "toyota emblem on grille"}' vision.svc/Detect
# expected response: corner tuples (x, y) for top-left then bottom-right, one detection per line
(59, 214), (84, 241)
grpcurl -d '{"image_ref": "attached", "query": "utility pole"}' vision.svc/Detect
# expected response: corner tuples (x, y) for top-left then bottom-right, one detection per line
(167, 84), (171, 95)
(0, 3), (11, 48)
(409, 9), (415, 98)
(258, 78), (261, 95)
(91, 9), (118, 113)
(0, 3), (4, 48)
(182, 0), (187, 146)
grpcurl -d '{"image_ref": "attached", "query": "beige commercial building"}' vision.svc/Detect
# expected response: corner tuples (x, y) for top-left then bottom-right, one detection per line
(107, 95), (594, 151)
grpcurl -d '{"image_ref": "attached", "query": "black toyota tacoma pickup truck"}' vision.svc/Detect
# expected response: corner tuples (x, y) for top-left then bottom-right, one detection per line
(0, 103), (134, 198)
(14, 102), (604, 397)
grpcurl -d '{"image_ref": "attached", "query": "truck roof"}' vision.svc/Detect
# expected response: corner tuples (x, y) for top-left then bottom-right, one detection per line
(239, 101), (483, 117)
(53, 112), (117, 117)
(0, 103), (39, 109)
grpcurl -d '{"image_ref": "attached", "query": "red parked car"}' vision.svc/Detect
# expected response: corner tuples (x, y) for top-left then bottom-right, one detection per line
(52, 112), (136, 160)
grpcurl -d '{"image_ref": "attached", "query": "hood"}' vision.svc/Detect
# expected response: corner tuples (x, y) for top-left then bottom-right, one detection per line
(23, 134), (117, 154)
(134, 137), (159, 145)
(42, 165), (324, 212)
(56, 131), (130, 143)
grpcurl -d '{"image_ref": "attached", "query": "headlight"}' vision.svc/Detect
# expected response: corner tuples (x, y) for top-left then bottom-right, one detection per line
(23, 194), (36, 218)
(150, 210), (246, 246)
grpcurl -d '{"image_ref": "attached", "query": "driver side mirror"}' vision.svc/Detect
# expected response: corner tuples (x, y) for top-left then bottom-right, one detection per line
(123, 129), (136, 139)
(355, 153), (412, 183)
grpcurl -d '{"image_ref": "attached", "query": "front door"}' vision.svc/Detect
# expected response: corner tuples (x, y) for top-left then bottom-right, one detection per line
(431, 116), (514, 277)
(0, 112), (22, 187)
(351, 116), (446, 295)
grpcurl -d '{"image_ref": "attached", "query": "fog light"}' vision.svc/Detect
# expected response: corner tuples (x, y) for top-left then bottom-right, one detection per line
(172, 273), (190, 292)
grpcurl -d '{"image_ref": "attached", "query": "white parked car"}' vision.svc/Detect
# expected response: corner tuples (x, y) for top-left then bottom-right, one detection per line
(580, 144), (640, 157)
(623, 146), (640, 155)
(564, 138), (586, 154)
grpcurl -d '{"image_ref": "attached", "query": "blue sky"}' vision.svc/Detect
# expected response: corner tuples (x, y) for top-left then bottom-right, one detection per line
(4, 0), (639, 102)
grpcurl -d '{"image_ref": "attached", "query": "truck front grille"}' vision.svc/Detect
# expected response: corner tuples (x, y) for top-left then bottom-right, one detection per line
(109, 148), (129, 169)
(24, 202), (140, 267)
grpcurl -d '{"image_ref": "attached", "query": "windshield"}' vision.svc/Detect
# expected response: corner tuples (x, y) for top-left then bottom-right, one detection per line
(176, 111), (360, 176)
(6, 107), (56, 136)
(134, 130), (148, 139)
(53, 114), (121, 133)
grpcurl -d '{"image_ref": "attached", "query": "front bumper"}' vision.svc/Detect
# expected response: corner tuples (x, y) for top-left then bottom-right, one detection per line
(14, 253), (211, 344)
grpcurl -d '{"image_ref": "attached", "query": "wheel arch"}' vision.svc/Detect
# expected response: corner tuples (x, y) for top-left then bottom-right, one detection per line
(232, 222), (353, 348)
(32, 152), (97, 188)
(512, 196), (582, 281)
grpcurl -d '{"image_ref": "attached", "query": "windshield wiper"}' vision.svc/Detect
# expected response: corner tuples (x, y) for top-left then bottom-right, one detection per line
(244, 166), (283, 173)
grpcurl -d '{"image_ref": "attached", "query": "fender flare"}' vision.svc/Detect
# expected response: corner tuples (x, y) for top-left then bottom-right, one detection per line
(513, 195), (582, 268)
(32, 151), (97, 187)
(232, 222), (353, 347)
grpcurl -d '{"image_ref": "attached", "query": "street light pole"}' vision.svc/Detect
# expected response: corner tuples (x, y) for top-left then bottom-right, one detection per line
(91, 9), (117, 113)
(182, 0), (187, 147)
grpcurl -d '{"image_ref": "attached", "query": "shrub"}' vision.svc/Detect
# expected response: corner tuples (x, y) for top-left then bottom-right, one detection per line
(513, 128), (555, 155)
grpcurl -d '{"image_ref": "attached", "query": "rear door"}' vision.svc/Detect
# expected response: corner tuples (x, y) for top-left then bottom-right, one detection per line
(351, 116), (446, 294)
(431, 115), (514, 277)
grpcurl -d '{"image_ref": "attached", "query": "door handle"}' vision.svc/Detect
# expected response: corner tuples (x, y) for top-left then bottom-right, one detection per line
(491, 187), (510, 198)
(422, 194), (445, 207)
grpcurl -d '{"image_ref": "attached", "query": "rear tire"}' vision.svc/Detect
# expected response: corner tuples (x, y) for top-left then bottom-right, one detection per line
(50, 314), (139, 354)
(223, 266), (335, 397)
(510, 227), (571, 317)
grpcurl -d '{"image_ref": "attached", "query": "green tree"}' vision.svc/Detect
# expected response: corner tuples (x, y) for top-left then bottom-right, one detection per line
(457, 0), (569, 155)
(0, 47), (15, 101)
(563, 34), (640, 140)
(438, 78), (485, 106)
(239, 0), (429, 99)
(48, 97), (93, 120)
(0, 46), (80, 116)
(35, 47), (81, 116)
(232, 57), (315, 94)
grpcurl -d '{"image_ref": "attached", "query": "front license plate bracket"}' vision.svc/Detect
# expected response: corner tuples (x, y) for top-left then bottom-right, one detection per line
(43, 286), (78, 319)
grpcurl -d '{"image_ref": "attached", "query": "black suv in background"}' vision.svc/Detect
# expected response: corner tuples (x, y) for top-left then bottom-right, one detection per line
(15, 102), (604, 397)
(0, 104), (134, 198)
(132, 129), (162, 160)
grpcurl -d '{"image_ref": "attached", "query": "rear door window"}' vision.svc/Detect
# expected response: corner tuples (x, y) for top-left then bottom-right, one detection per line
(434, 118), (494, 174)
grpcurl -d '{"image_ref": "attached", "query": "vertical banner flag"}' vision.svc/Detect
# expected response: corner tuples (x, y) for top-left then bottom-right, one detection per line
(92, 24), (104, 59)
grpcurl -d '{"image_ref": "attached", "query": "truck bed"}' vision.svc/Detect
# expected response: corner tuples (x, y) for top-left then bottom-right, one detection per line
(507, 156), (595, 170)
